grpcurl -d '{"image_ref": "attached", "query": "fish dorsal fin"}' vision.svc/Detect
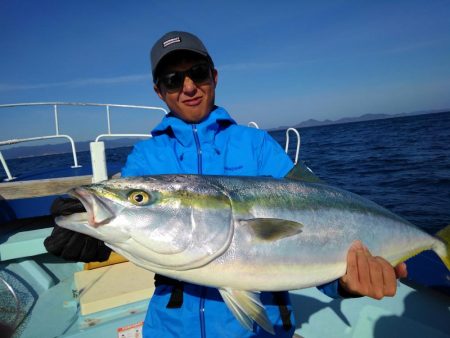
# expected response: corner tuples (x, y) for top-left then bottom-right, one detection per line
(219, 288), (275, 335)
(285, 161), (323, 183)
(241, 218), (303, 241)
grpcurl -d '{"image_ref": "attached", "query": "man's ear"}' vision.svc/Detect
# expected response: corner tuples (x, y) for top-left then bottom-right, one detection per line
(154, 84), (164, 100)
(212, 69), (218, 88)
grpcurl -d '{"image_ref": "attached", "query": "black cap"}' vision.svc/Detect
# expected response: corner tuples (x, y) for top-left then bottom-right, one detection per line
(150, 31), (213, 82)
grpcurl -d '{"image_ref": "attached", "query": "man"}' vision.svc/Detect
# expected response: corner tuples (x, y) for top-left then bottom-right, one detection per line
(46, 31), (407, 337)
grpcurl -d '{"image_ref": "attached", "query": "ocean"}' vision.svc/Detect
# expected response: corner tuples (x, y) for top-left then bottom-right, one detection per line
(2, 112), (449, 233)
(278, 111), (450, 234)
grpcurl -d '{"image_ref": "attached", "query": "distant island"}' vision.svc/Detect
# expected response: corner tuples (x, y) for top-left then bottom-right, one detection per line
(1, 138), (142, 159)
(270, 109), (449, 131)
(2, 109), (448, 159)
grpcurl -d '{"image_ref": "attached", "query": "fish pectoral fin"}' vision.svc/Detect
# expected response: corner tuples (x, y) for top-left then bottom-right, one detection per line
(219, 288), (275, 335)
(241, 218), (303, 241)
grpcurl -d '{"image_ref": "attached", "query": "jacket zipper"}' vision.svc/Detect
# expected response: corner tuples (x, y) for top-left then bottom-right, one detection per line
(192, 124), (203, 175)
(193, 124), (206, 337)
(199, 287), (207, 338)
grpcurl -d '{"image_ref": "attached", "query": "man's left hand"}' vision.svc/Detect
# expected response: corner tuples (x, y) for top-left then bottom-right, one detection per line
(339, 240), (408, 299)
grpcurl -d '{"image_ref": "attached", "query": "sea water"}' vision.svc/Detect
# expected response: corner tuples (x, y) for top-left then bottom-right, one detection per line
(2, 112), (449, 234)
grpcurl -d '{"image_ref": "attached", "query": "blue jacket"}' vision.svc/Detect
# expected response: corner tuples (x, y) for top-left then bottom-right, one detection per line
(121, 106), (337, 337)
(122, 107), (293, 178)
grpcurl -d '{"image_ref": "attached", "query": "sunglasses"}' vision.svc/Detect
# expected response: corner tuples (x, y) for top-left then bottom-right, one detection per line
(157, 63), (212, 92)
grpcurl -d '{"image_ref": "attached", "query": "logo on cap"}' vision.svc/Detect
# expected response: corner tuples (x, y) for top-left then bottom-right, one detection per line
(163, 37), (181, 48)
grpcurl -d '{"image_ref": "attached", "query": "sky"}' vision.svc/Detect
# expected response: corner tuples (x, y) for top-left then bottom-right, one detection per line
(1, 0), (450, 142)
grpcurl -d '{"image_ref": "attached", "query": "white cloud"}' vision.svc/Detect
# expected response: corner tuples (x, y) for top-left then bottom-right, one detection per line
(0, 74), (149, 91)
(380, 38), (449, 56)
(217, 62), (289, 72)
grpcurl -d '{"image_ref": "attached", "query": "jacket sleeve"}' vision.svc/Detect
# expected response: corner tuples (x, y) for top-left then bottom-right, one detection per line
(257, 131), (294, 178)
(121, 142), (150, 178)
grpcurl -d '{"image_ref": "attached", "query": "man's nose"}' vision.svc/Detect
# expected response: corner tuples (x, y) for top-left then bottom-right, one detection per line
(182, 76), (197, 94)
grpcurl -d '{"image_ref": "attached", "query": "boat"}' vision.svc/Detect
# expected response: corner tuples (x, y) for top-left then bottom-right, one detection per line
(0, 102), (448, 338)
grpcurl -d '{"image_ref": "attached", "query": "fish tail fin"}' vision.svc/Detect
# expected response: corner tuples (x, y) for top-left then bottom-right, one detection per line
(434, 224), (450, 271)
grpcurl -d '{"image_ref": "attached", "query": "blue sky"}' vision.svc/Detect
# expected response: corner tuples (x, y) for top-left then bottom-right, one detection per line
(1, 0), (450, 141)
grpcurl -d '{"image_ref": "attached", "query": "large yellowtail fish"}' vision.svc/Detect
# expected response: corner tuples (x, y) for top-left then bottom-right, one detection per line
(55, 165), (450, 334)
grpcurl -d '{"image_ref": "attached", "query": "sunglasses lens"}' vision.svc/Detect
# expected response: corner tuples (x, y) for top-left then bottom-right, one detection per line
(158, 63), (211, 92)
(188, 64), (211, 83)
(160, 72), (184, 91)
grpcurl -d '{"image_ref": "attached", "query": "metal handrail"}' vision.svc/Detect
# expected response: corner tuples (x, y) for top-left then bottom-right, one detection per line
(0, 102), (169, 111)
(247, 121), (259, 129)
(0, 102), (168, 181)
(285, 127), (301, 164)
(0, 102), (301, 180)
(0, 151), (15, 181)
(0, 134), (80, 168)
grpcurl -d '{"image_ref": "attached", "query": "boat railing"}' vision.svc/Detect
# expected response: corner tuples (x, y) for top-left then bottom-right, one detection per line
(285, 128), (301, 164)
(247, 121), (259, 129)
(0, 102), (168, 182)
(1, 102), (299, 182)
(0, 134), (81, 177)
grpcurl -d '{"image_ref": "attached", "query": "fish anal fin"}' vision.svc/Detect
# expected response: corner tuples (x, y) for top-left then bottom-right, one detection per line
(219, 288), (275, 335)
(242, 218), (303, 242)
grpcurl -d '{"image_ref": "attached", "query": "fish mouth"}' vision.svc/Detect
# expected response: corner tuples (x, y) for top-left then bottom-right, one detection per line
(68, 187), (115, 228)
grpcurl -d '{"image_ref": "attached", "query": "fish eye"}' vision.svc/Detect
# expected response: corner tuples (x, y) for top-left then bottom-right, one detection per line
(128, 190), (151, 206)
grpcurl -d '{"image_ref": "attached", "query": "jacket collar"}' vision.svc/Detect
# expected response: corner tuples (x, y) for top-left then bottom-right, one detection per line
(151, 106), (236, 146)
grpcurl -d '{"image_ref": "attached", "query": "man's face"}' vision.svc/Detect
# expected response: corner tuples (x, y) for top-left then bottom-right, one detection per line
(154, 55), (218, 123)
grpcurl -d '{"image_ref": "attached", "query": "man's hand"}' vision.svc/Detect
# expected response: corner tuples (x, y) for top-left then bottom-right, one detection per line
(339, 240), (408, 299)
